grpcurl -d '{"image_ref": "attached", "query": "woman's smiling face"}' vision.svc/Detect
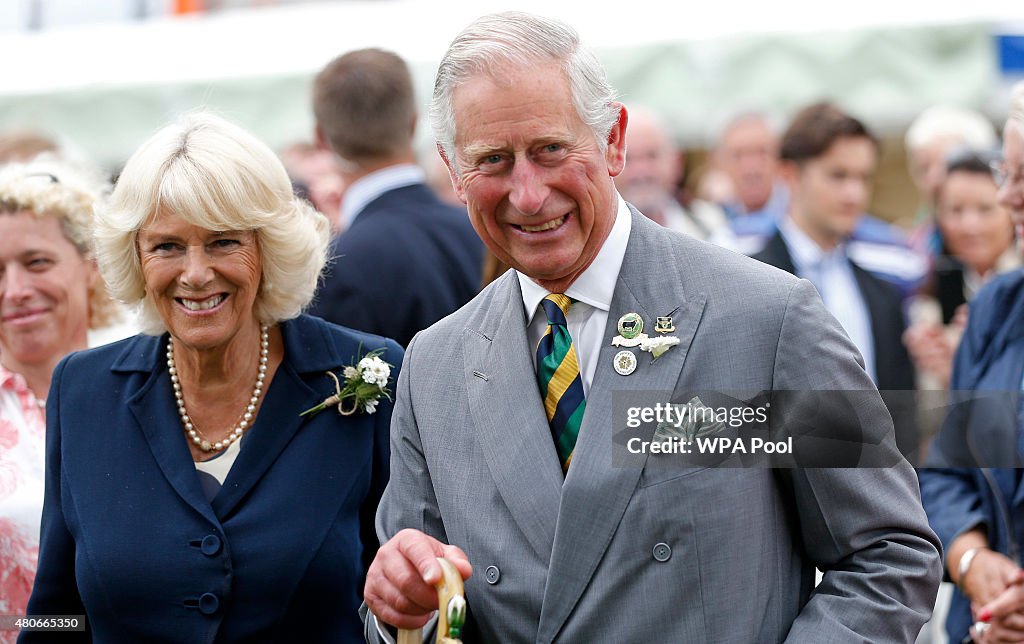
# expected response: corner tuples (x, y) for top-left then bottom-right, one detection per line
(0, 211), (96, 368)
(137, 209), (262, 351)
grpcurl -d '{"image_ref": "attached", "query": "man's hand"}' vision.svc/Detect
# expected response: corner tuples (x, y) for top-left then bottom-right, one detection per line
(364, 529), (473, 629)
(903, 323), (956, 388)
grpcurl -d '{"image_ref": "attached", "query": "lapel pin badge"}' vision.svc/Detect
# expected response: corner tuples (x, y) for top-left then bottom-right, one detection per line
(611, 312), (649, 348)
(654, 316), (675, 334)
(613, 349), (638, 376)
(618, 312), (643, 338)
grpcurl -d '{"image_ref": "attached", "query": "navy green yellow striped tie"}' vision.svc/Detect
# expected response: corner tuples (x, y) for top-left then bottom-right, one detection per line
(536, 294), (586, 473)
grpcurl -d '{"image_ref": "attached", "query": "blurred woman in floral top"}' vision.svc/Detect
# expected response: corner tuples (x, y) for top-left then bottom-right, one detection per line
(0, 158), (118, 637)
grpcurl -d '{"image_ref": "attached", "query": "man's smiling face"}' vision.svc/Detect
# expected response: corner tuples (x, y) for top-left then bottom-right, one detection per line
(446, 61), (626, 293)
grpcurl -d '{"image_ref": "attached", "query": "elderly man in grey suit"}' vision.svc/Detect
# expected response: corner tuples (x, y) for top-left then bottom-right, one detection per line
(362, 11), (941, 643)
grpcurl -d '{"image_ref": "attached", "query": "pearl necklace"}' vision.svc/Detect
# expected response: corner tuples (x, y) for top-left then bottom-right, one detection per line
(167, 324), (270, 453)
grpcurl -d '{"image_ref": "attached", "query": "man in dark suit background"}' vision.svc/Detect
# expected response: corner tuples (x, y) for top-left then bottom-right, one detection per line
(309, 48), (483, 347)
(753, 102), (917, 457)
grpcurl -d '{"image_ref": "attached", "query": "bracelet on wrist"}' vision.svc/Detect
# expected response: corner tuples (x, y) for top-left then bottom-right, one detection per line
(957, 546), (984, 592)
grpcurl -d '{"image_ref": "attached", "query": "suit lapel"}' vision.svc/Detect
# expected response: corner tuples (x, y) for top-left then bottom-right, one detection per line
(851, 264), (894, 382)
(465, 274), (563, 562)
(120, 317), (352, 523)
(210, 363), (323, 518)
(211, 317), (340, 518)
(126, 338), (221, 528)
(754, 231), (797, 275)
(538, 211), (707, 642)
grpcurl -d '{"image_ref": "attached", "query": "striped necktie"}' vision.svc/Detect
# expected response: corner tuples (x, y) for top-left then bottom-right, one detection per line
(536, 294), (586, 473)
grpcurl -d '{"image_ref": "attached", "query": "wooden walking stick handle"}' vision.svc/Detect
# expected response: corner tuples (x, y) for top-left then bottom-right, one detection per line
(397, 557), (466, 644)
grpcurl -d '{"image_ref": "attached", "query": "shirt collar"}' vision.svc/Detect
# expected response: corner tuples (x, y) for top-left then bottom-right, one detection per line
(0, 363), (19, 391)
(519, 196), (632, 324)
(0, 362), (32, 397)
(779, 214), (847, 273)
(339, 163), (425, 229)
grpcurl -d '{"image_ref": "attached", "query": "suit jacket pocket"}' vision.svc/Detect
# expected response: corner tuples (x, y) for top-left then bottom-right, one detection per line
(637, 443), (748, 488)
(639, 463), (712, 488)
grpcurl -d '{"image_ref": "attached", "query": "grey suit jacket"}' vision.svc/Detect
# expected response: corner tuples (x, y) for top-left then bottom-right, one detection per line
(366, 209), (941, 643)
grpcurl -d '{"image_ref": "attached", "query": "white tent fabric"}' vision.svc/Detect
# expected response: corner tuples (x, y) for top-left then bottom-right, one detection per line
(0, 0), (1020, 166)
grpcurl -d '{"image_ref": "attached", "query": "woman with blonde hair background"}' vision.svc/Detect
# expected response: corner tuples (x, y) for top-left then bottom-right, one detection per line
(0, 159), (118, 636)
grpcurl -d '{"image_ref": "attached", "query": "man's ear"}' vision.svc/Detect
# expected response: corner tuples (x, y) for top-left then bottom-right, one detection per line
(606, 103), (628, 177)
(438, 144), (467, 204)
(778, 159), (800, 191)
(671, 150), (686, 187)
(314, 125), (331, 152)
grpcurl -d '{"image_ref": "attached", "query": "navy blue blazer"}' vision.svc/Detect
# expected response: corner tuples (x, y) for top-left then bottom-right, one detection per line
(920, 268), (1024, 643)
(308, 182), (483, 348)
(23, 314), (401, 643)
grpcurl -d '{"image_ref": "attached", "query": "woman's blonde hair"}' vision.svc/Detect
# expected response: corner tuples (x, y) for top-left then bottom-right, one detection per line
(94, 112), (330, 334)
(0, 158), (120, 328)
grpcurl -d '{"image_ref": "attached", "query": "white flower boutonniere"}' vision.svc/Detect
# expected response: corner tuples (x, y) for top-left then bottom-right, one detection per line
(639, 335), (680, 360)
(301, 348), (394, 418)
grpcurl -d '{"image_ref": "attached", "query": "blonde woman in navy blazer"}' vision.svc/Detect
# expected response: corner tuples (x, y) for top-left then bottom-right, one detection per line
(22, 113), (401, 642)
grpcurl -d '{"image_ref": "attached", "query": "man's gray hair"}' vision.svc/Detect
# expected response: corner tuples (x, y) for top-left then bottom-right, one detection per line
(904, 105), (996, 152)
(429, 11), (619, 167)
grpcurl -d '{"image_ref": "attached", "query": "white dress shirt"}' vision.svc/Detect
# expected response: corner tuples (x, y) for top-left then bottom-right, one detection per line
(518, 197), (632, 396)
(779, 216), (876, 383)
(339, 163), (425, 230)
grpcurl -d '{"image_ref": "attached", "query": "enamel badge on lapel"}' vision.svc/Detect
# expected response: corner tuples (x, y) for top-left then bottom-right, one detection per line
(611, 312), (649, 348)
(613, 349), (638, 376)
(638, 314), (681, 361)
(618, 312), (643, 338)
(654, 316), (675, 334)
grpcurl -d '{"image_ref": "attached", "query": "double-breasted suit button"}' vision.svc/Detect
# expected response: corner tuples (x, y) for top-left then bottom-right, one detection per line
(484, 565), (500, 584)
(200, 534), (222, 556)
(652, 542), (672, 562)
(198, 593), (220, 615)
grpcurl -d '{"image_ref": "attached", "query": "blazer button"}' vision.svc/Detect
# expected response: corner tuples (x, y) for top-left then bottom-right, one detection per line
(201, 534), (222, 556)
(652, 542), (672, 562)
(198, 592), (220, 615)
(484, 565), (501, 585)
